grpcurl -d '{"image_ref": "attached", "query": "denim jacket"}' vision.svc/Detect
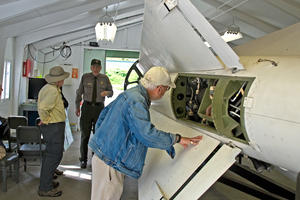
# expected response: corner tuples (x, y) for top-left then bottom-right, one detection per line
(89, 84), (176, 179)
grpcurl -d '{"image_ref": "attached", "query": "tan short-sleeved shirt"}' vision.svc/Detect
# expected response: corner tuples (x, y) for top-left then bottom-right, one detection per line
(75, 73), (113, 109)
(38, 84), (66, 124)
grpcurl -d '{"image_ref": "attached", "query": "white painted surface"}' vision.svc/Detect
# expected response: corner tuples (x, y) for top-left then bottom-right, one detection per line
(241, 56), (300, 173)
(139, 109), (220, 199)
(139, 109), (240, 199)
(178, 0), (243, 70)
(176, 145), (241, 199)
(234, 22), (300, 56)
(139, 0), (223, 73)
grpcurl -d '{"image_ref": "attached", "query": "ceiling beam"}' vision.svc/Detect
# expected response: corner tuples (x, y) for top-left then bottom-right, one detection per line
(0, 0), (59, 22)
(42, 21), (143, 54)
(35, 7), (144, 51)
(114, 6), (144, 20)
(0, 0), (127, 38)
(34, 29), (95, 50)
(201, 0), (279, 33)
(39, 15), (143, 53)
(0, 0), (18, 6)
(20, 4), (144, 47)
(264, 0), (300, 19)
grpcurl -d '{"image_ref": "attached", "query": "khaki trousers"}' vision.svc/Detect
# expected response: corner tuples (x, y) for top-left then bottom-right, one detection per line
(91, 155), (124, 200)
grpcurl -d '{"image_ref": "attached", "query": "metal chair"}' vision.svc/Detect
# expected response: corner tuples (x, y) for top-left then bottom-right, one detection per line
(8, 116), (28, 129)
(16, 126), (45, 171)
(7, 116), (28, 150)
(0, 152), (19, 192)
(35, 117), (41, 126)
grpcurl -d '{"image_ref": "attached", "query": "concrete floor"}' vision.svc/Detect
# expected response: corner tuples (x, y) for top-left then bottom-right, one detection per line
(0, 132), (138, 200)
(0, 132), (296, 200)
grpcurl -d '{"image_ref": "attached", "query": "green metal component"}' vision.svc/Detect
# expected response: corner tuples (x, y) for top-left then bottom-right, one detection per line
(171, 76), (188, 119)
(197, 79), (215, 122)
(171, 73), (255, 144)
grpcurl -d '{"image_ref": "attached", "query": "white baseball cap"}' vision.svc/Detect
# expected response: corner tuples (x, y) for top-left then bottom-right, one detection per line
(144, 66), (176, 88)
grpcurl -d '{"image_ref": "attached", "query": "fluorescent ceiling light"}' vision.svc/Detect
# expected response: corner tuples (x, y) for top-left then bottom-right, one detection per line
(204, 31), (243, 47)
(95, 5), (118, 42)
(95, 22), (117, 42)
(222, 31), (243, 42)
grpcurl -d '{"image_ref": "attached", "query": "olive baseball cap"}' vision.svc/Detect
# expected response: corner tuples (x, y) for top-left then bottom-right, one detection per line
(91, 59), (101, 66)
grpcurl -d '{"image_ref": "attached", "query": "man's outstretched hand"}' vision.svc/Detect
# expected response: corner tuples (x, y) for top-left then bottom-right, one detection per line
(179, 135), (203, 149)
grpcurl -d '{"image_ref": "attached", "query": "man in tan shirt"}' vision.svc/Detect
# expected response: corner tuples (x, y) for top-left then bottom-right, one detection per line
(38, 66), (69, 197)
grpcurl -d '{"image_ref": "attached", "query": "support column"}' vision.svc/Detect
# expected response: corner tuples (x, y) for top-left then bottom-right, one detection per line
(12, 38), (26, 115)
(0, 36), (8, 84)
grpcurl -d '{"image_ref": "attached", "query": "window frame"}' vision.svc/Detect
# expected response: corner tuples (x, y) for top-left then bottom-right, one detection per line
(1, 60), (12, 101)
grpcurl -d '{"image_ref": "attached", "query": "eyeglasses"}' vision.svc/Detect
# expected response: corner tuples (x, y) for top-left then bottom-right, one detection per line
(160, 85), (170, 91)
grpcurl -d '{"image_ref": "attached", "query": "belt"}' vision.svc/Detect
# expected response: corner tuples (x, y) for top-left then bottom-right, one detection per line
(85, 101), (104, 106)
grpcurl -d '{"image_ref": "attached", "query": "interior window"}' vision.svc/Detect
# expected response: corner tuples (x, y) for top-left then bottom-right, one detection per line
(1, 60), (11, 100)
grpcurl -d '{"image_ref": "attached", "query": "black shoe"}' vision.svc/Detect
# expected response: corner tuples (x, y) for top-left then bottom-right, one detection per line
(38, 188), (62, 197)
(54, 169), (63, 176)
(80, 161), (87, 169)
(53, 174), (58, 179)
(53, 181), (59, 189)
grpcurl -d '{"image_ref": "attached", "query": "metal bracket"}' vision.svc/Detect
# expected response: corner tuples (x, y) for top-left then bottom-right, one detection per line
(231, 67), (240, 73)
(164, 0), (177, 11)
(227, 141), (237, 148)
(257, 58), (278, 67)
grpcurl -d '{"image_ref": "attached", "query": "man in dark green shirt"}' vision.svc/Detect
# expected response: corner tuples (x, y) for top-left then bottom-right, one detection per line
(75, 59), (113, 168)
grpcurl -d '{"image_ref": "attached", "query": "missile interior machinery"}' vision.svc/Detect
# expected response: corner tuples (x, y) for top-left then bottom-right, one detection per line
(171, 74), (255, 144)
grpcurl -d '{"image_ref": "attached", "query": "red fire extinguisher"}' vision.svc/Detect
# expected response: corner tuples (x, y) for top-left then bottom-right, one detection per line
(22, 59), (31, 77)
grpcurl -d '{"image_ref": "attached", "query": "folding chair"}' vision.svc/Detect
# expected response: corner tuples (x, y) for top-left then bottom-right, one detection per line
(16, 126), (45, 171)
(7, 116), (28, 151)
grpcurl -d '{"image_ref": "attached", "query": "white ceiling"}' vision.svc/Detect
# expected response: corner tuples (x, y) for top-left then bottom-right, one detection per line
(0, 0), (299, 53)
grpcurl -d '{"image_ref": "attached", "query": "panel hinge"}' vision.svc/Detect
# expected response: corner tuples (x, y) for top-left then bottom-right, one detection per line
(164, 0), (178, 11)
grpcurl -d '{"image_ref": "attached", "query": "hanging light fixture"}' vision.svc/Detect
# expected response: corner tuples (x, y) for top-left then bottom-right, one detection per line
(95, 6), (117, 42)
(204, 17), (243, 47)
(221, 25), (243, 42)
(221, 17), (243, 42)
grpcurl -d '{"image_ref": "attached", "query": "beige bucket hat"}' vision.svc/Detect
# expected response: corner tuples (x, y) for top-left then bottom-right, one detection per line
(45, 66), (70, 83)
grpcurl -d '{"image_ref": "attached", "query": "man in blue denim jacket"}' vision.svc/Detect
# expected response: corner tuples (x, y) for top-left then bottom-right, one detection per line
(89, 66), (202, 200)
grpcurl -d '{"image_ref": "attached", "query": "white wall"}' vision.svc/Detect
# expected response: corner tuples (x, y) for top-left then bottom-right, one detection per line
(5, 38), (14, 59)
(0, 37), (15, 117)
(18, 45), (40, 106)
(34, 50), (45, 77)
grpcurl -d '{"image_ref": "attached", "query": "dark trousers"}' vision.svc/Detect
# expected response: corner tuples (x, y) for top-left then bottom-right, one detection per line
(39, 122), (65, 192)
(79, 102), (104, 162)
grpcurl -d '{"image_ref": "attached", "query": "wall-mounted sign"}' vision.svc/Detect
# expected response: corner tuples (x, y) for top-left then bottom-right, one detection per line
(72, 68), (78, 79)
